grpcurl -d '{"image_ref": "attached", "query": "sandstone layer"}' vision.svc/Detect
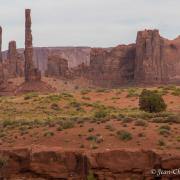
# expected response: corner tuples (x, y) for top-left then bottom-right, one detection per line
(0, 147), (179, 179)
(88, 30), (180, 87)
(46, 54), (69, 78)
(2, 29), (180, 87)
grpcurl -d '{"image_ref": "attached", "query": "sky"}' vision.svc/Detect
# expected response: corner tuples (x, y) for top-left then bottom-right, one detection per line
(0, 0), (180, 50)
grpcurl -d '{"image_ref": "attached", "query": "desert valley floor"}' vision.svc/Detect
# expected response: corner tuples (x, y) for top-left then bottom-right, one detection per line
(0, 77), (179, 153)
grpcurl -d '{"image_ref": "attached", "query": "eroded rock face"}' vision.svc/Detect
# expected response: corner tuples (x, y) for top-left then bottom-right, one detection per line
(0, 147), (180, 179)
(0, 27), (5, 87)
(89, 45), (136, 87)
(134, 30), (166, 83)
(6, 41), (24, 77)
(46, 54), (69, 78)
(88, 29), (180, 86)
(24, 9), (41, 82)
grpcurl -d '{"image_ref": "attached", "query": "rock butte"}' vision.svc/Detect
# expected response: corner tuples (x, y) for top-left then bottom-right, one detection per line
(2, 29), (180, 88)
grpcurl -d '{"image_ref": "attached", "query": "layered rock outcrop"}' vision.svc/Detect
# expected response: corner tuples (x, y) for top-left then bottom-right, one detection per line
(46, 54), (69, 78)
(24, 9), (41, 82)
(89, 45), (136, 87)
(6, 41), (24, 77)
(0, 147), (179, 179)
(88, 29), (180, 87)
(2, 28), (180, 87)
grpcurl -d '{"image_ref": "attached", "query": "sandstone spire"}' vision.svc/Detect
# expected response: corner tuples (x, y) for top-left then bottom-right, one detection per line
(8, 41), (17, 76)
(24, 9), (41, 82)
(0, 27), (2, 63)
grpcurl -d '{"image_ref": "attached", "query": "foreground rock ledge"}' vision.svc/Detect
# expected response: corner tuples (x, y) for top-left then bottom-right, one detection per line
(0, 147), (179, 179)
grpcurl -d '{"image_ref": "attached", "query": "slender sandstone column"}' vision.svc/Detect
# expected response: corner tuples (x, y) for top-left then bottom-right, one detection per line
(24, 9), (41, 81)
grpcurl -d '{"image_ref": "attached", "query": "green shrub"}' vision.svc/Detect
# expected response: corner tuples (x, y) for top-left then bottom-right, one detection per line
(96, 88), (108, 93)
(60, 120), (74, 129)
(88, 128), (95, 133)
(158, 139), (166, 146)
(87, 170), (96, 180)
(134, 120), (147, 127)
(82, 96), (91, 100)
(127, 88), (140, 97)
(24, 92), (38, 100)
(139, 89), (167, 113)
(81, 89), (91, 95)
(171, 88), (180, 96)
(94, 109), (109, 119)
(44, 131), (54, 137)
(116, 130), (132, 141)
(51, 103), (60, 110)
(0, 155), (8, 169)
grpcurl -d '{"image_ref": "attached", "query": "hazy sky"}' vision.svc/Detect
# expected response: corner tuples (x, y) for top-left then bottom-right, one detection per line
(0, 0), (180, 50)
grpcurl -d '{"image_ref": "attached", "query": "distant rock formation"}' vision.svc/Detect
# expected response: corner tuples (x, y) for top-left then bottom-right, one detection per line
(0, 27), (5, 88)
(2, 26), (180, 87)
(6, 41), (24, 77)
(46, 54), (69, 78)
(89, 45), (136, 87)
(7, 41), (17, 77)
(134, 30), (165, 83)
(88, 30), (180, 87)
(24, 9), (41, 82)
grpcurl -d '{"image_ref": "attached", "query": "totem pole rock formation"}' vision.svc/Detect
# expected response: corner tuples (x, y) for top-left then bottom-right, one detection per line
(24, 9), (41, 82)
(7, 41), (24, 77)
(7, 41), (18, 77)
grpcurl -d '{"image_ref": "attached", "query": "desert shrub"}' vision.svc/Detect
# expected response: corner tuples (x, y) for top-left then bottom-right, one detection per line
(95, 88), (108, 93)
(134, 120), (147, 127)
(2, 119), (16, 128)
(105, 125), (115, 131)
(70, 101), (81, 109)
(60, 120), (74, 129)
(51, 103), (60, 110)
(56, 126), (63, 131)
(0, 155), (8, 169)
(139, 89), (167, 113)
(87, 170), (96, 180)
(166, 114), (180, 123)
(24, 92), (38, 100)
(122, 117), (134, 123)
(171, 88), (180, 96)
(44, 131), (54, 137)
(116, 130), (132, 141)
(127, 88), (140, 97)
(81, 89), (91, 95)
(61, 92), (74, 98)
(159, 125), (171, 136)
(158, 139), (166, 146)
(88, 128), (94, 133)
(116, 89), (124, 95)
(94, 109), (109, 119)
(111, 96), (120, 100)
(47, 94), (61, 102)
(82, 96), (91, 100)
(161, 85), (176, 91)
(159, 125), (171, 131)
(86, 135), (97, 141)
